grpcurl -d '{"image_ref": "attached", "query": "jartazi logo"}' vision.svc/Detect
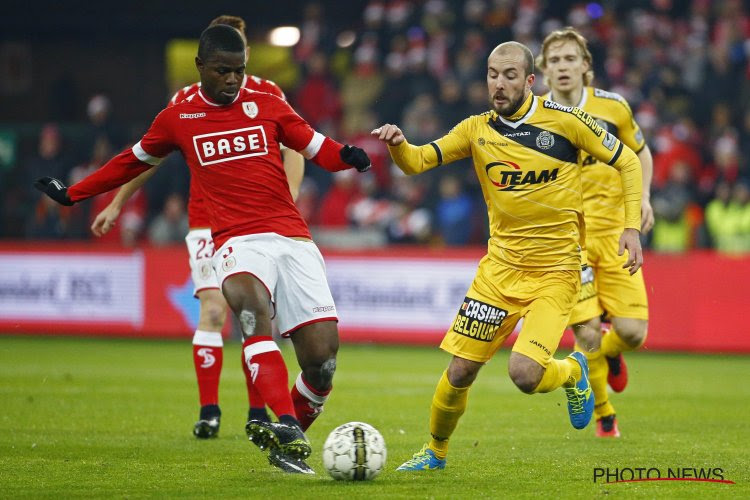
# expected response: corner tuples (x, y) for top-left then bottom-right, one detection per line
(193, 125), (269, 166)
(593, 467), (734, 485)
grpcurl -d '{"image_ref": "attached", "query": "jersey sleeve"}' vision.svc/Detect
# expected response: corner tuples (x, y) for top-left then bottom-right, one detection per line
(567, 107), (642, 230)
(387, 118), (474, 175)
(67, 109), (177, 202)
(615, 99), (646, 154)
(272, 97), (351, 172)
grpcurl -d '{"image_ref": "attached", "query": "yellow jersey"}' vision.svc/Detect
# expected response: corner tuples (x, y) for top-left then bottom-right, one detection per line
(542, 87), (646, 236)
(387, 92), (642, 271)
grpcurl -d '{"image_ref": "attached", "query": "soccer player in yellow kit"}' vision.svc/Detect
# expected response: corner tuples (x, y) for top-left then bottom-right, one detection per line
(538, 27), (653, 438)
(372, 41), (643, 471)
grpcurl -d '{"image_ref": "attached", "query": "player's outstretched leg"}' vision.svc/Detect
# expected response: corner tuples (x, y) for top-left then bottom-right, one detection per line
(564, 352), (594, 429)
(397, 361), (476, 471)
(193, 404), (221, 439)
(396, 444), (446, 471)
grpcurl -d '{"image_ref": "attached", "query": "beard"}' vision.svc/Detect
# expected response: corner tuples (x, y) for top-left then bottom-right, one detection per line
(491, 91), (527, 117)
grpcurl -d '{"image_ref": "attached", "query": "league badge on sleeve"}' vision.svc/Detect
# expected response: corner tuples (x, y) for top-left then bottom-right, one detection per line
(243, 101), (258, 119)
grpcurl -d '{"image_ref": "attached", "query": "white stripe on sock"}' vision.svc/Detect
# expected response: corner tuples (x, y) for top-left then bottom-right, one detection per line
(243, 340), (280, 362)
(192, 330), (223, 347)
(295, 372), (328, 405)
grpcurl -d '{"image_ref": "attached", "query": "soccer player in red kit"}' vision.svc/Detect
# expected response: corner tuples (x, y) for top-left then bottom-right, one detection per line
(90, 15), (304, 441)
(36, 25), (371, 474)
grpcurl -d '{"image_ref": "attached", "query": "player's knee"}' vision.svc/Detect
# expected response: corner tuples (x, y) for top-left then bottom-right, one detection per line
(613, 320), (648, 348)
(509, 368), (541, 394)
(303, 356), (337, 391)
(572, 318), (602, 352)
(446, 358), (481, 388)
(201, 302), (226, 330)
(508, 357), (543, 394)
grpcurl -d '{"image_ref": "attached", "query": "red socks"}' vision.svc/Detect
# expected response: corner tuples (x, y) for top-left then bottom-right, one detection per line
(192, 330), (224, 407)
(291, 372), (330, 431)
(241, 348), (267, 411)
(242, 336), (295, 419)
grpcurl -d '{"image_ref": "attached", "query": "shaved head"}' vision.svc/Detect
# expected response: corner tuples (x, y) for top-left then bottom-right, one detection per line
(490, 42), (534, 77)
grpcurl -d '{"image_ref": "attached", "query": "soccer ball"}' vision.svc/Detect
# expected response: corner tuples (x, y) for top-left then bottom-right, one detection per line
(322, 422), (387, 481)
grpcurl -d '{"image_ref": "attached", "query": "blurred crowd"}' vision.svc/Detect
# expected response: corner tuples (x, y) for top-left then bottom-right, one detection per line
(3, 0), (750, 253)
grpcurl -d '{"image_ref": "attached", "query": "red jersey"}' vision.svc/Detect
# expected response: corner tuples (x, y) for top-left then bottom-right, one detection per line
(68, 88), (353, 248)
(169, 75), (286, 227)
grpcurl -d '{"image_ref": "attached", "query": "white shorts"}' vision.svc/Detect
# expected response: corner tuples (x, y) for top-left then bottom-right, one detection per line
(186, 228), (219, 297)
(213, 233), (338, 336)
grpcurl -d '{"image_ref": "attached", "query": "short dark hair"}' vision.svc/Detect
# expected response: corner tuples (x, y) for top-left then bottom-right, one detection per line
(197, 24), (246, 61)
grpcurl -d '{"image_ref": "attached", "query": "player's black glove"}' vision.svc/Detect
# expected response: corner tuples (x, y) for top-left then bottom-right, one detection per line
(34, 176), (74, 206)
(340, 145), (371, 173)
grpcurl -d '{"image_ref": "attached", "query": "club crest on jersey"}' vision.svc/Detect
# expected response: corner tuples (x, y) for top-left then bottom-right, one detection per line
(536, 130), (555, 150)
(243, 101), (258, 119)
(485, 160), (559, 191)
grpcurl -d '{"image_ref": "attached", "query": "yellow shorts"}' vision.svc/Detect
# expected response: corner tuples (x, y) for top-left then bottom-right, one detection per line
(568, 232), (649, 325)
(440, 255), (579, 367)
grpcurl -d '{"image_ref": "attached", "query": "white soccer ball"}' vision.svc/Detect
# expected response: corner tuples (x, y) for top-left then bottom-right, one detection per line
(322, 422), (387, 481)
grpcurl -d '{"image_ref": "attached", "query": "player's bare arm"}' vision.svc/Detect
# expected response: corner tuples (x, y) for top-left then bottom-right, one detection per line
(91, 166), (160, 236)
(638, 145), (655, 234)
(282, 149), (305, 201)
(618, 227), (643, 275)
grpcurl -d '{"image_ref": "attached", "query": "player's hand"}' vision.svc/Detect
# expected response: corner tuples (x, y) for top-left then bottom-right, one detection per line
(371, 124), (405, 146)
(340, 145), (371, 172)
(640, 196), (655, 234)
(34, 176), (74, 206)
(618, 227), (643, 275)
(91, 203), (122, 237)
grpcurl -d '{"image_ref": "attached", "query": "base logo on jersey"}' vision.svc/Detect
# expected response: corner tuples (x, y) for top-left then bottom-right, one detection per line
(452, 297), (507, 342)
(485, 161), (559, 191)
(536, 130), (555, 150)
(193, 125), (269, 166)
(243, 101), (258, 119)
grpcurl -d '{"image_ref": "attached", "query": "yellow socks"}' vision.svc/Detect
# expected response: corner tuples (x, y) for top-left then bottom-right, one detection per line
(601, 327), (641, 358)
(533, 357), (581, 393)
(581, 346), (614, 419)
(428, 371), (469, 460)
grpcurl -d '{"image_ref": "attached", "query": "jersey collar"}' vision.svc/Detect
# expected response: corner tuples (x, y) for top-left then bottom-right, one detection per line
(549, 86), (587, 108)
(197, 88), (242, 107)
(494, 92), (537, 129)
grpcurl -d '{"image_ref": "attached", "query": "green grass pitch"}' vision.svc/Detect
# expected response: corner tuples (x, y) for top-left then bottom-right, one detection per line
(1, 335), (748, 498)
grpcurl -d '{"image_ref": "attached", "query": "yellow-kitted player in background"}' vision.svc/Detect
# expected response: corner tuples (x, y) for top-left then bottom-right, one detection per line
(539, 27), (653, 438)
(372, 41), (643, 471)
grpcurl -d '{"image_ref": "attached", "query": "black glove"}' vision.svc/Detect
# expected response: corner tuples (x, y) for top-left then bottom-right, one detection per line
(34, 176), (74, 206)
(340, 145), (371, 173)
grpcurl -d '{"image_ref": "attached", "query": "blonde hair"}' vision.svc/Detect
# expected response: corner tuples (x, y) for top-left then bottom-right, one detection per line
(537, 27), (594, 86)
(209, 15), (247, 41)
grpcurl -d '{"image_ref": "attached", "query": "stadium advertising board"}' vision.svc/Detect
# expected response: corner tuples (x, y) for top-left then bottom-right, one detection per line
(0, 244), (749, 353)
(0, 251), (143, 327)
